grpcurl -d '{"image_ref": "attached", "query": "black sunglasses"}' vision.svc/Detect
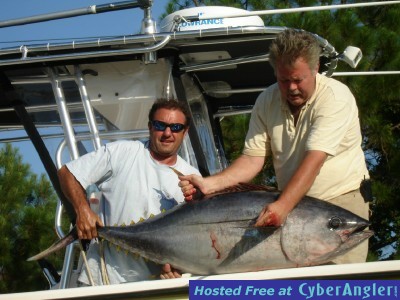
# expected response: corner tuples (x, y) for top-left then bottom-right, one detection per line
(151, 120), (186, 133)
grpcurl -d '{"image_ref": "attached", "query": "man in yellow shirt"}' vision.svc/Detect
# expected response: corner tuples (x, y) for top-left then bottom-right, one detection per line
(179, 29), (370, 264)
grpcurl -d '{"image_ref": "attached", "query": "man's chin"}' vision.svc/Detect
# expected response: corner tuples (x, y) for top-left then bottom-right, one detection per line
(158, 147), (176, 157)
(159, 143), (174, 151)
(288, 97), (305, 106)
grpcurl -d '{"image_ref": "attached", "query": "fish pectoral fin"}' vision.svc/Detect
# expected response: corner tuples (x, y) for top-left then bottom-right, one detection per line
(219, 227), (273, 268)
(246, 219), (280, 232)
(219, 220), (279, 233)
(252, 225), (280, 233)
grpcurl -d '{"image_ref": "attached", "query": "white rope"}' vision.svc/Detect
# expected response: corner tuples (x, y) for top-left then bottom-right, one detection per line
(79, 242), (95, 286)
(99, 240), (110, 285)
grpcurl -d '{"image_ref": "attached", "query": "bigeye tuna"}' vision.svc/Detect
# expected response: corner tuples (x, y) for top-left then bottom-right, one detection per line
(28, 184), (372, 275)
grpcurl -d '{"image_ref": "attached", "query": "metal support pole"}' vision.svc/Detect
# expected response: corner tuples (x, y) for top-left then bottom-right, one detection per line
(48, 67), (80, 289)
(0, 0), (153, 28)
(48, 67), (80, 159)
(74, 65), (102, 150)
(59, 241), (76, 289)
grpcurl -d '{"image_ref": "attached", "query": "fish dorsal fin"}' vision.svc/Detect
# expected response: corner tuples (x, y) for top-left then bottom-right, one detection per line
(203, 182), (277, 199)
(237, 182), (277, 192)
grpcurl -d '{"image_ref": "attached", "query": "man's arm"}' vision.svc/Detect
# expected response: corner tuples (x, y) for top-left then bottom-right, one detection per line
(58, 165), (103, 240)
(180, 154), (265, 200)
(255, 150), (327, 226)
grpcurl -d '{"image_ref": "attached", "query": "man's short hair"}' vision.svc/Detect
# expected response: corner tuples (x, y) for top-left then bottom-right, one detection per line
(269, 29), (321, 71)
(148, 98), (192, 127)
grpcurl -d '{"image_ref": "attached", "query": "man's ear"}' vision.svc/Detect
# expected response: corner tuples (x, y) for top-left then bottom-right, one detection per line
(315, 62), (320, 74)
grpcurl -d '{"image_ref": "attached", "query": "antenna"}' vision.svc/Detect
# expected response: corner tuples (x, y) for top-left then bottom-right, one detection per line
(0, 0), (153, 28)
(140, 2), (157, 64)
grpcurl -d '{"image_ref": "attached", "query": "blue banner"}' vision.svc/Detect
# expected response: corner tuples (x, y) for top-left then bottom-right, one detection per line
(189, 280), (399, 299)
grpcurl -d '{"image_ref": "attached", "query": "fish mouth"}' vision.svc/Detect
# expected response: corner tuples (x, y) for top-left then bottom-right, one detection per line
(347, 229), (374, 241)
(339, 221), (372, 242)
(336, 226), (374, 255)
(310, 228), (374, 265)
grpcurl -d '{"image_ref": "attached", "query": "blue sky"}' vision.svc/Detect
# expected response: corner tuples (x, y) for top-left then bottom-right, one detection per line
(0, 0), (170, 175)
(0, 0), (170, 47)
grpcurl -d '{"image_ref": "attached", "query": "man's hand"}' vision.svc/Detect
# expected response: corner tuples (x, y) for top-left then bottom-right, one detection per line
(76, 205), (104, 240)
(160, 264), (182, 279)
(58, 165), (104, 240)
(178, 174), (206, 201)
(254, 201), (290, 227)
(254, 151), (328, 227)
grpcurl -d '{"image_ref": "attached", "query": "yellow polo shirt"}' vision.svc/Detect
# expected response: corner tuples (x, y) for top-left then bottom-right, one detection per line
(244, 73), (369, 200)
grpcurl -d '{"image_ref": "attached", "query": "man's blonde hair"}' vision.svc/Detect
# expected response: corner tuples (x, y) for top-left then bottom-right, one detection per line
(269, 29), (321, 72)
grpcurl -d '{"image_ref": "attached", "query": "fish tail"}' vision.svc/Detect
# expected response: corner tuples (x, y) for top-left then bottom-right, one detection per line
(27, 227), (78, 261)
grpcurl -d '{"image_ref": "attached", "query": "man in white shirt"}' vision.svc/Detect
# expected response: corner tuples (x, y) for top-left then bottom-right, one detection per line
(58, 98), (201, 285)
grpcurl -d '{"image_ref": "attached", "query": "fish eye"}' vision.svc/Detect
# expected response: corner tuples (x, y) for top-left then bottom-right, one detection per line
(328, 216), (343, 230)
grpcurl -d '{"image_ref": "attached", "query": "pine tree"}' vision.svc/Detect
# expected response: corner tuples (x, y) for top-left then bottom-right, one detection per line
(0, 144), (65, 293)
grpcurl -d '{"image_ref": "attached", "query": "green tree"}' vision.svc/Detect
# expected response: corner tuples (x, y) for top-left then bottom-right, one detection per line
(0, 143), (64, 293)
(220, 114), (276, 186)
(164, 0), (400, 259)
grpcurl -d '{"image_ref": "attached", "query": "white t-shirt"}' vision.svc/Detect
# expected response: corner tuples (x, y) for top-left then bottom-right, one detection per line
(66, 140), (200, 284)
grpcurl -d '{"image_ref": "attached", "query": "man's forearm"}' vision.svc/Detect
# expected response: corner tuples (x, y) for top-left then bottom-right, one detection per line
(255, 150), (328, 227)
(278, 150), (327, 210)
(58, 165), (103, 239)
(204, 154), (265, 193)
(57, 165), (88, 213)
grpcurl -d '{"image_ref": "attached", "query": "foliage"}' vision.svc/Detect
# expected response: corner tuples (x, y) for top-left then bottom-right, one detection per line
(164, 0), (400, 259)
(220, 114), (250, 162)
(0, 144), (65, 293)
(220, 114), (276, 186)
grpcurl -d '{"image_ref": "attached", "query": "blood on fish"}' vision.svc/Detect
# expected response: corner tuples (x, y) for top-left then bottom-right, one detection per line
(210, 232), (221, 259)
(264, 210), (280, 226)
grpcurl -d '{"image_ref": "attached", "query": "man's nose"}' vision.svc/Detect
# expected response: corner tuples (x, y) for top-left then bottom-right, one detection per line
(289, 81), (298, 91)
(162, 126), (172, 135)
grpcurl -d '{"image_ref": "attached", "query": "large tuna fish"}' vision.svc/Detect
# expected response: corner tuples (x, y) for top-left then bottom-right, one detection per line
(29, 184), (372, 275)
